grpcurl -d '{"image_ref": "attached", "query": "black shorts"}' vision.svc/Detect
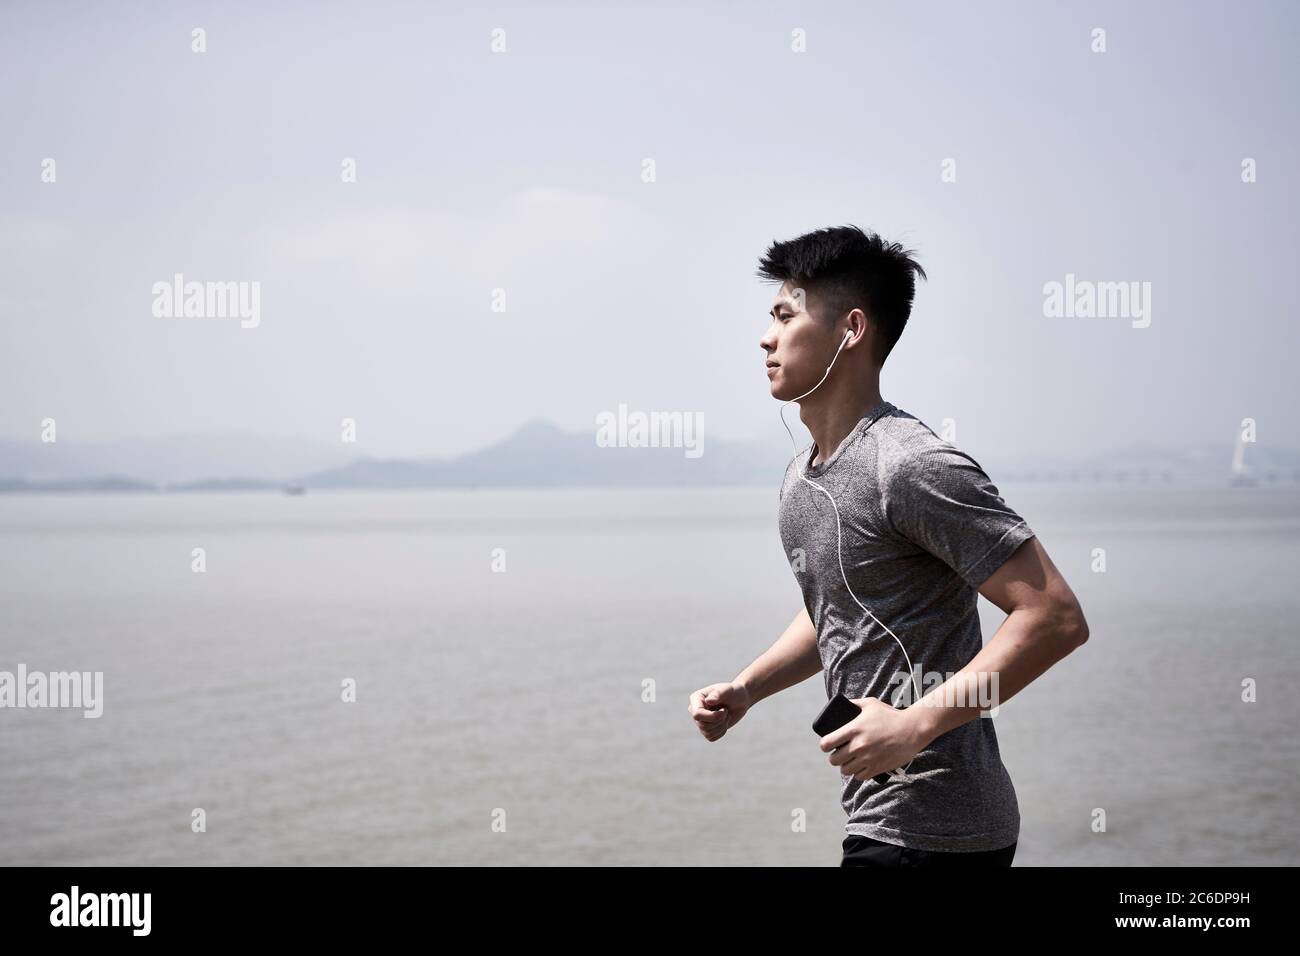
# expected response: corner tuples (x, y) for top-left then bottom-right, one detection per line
(841, 833), (1017, 867)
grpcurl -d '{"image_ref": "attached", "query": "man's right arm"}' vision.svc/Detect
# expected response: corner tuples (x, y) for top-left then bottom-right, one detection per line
(735, 605), (822, 705)
(689, 606), (822, 740)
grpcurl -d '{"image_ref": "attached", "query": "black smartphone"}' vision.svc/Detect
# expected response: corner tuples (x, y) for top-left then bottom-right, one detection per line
(812, 692), (892, 785)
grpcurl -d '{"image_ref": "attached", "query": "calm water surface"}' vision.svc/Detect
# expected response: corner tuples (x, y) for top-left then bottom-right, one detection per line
(1, 486), (1296, 865)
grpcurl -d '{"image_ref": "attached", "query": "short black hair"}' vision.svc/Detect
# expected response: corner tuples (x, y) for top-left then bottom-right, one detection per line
(755, 224), (927, 365)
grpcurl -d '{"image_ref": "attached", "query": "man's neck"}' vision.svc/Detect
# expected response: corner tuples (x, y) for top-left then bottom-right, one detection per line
(801, 380), (885, 468)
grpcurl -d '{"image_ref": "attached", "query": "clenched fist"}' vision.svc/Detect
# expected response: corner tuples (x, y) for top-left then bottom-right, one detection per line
(688, 682), (753, 741)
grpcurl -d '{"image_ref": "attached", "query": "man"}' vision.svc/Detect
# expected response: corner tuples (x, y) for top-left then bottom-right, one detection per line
(688, 224), (1089, 866)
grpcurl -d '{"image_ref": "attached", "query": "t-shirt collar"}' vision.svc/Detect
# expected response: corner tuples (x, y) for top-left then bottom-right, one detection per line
(803, 400), (894, 477)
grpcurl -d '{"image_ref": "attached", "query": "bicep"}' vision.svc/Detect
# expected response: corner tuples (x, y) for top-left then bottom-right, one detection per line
(977, 535), (1085, 630)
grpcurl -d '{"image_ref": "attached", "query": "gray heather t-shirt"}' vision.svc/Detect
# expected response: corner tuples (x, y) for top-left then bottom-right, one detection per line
(778, 400), (1035, 852)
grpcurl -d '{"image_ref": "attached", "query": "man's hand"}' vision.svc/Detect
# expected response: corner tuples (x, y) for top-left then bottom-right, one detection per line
(688, 682), (753, 742)
(819, 697), (925, 781)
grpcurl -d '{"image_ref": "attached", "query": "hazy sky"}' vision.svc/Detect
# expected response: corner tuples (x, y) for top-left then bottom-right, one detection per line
(2, 0), (1296, 461)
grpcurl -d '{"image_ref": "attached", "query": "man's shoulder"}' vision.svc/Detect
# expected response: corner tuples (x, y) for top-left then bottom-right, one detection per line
(869, 406), (957, 473)
(865, 407), (1010, 508)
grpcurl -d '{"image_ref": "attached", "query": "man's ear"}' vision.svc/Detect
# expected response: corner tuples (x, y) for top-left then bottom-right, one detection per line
(857, 311), (879, 360)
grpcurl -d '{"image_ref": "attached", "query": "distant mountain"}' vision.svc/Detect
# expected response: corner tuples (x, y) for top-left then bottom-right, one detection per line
(300, 424), (1300, 490)
(2, 421), (1298, 492)
(0, 475), (156, 493)
(299, 418), (796, 489)
(0, 432), (351, 485)
(981, 441), (1300, 486)
(167, 477), (282, 492)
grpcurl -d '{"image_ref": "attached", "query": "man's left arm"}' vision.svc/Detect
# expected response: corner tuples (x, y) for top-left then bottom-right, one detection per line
(824, 446), (1090, 780)
(902, 534), (1090, 751)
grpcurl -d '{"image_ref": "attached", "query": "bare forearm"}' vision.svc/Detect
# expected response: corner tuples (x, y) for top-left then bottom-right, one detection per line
(735, 606), (822, 705)
(905, 604), (1088, 747)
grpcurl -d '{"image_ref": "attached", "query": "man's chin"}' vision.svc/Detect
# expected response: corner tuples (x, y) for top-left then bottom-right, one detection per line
(768, 373), (797, 401)
(770, 383), (799, 402)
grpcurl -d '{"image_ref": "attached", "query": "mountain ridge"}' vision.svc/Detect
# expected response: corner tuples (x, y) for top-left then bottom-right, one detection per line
(1, 424), (1296, 492)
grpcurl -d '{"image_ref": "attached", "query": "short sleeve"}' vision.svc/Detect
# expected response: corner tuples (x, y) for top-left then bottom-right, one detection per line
(881, 446), (1036, 589)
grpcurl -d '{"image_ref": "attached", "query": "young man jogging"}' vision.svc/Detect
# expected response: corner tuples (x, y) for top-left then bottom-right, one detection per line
(688, 225), (1090, 866)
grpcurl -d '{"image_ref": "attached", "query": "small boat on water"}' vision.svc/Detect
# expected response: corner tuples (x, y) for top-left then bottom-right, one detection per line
(1230, 432), (1257, 488)
(283, 484), (306, 496)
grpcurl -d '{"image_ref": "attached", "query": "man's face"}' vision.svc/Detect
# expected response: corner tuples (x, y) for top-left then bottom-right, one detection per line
(759, 281), (838, 401)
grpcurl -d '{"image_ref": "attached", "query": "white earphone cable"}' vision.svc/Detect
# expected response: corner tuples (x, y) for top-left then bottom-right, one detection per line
(778, 330), (920, 781)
